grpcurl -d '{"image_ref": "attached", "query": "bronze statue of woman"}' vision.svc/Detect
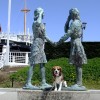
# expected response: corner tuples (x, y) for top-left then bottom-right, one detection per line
(57, 8), (87, 90)
(23, 7), (53, 90)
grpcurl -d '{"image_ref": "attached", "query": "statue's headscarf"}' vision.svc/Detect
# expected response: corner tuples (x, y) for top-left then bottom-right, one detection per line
(69, 8), (80, 20)
(34, 7), (44, 21)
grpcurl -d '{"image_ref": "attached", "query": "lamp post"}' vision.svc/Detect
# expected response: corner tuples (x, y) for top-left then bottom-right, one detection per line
(81, 22), (87, 41)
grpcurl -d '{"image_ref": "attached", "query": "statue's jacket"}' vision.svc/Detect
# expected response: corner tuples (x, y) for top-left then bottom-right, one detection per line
(29, 22), (48, 65)
(60, 19), (87, 65)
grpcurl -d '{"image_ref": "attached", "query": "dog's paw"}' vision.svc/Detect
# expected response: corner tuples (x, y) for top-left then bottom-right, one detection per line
(65, 85), (68, 87)
(63, 81), (67, 87)
(54, 88), (57, 91)
(58, 88), (61, 91)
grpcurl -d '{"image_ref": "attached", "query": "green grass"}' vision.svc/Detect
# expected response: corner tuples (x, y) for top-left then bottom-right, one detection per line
(0, 57), (100, 89)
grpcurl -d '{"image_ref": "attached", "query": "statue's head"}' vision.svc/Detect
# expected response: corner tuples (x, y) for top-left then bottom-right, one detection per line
(34, 7), (44, 21)
(69, 8), (80, 20)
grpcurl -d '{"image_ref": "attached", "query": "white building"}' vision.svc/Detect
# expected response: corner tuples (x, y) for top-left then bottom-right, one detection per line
(0, 32), (32, 68)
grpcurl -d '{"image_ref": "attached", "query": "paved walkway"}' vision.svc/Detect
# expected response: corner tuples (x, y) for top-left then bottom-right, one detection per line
(0, 92), (17, 100)
(0, 88), (19, 100)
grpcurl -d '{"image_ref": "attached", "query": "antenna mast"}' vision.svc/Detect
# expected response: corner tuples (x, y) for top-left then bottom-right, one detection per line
(21, 0), (30, 40)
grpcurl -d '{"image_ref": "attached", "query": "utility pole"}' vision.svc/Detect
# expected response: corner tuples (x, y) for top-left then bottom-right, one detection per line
(6, 0), (11, 66)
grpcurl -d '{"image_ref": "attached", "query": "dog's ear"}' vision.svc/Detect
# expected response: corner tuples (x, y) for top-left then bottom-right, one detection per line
(59, 67), (62, 76)
(52, 67), (56, 77)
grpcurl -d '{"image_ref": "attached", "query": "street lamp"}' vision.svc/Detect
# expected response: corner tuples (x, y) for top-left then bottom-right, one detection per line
(81, 22), (87, 41)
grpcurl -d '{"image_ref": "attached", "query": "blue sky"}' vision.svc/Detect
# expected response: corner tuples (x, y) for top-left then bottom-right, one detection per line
(0, 0), (100, 42)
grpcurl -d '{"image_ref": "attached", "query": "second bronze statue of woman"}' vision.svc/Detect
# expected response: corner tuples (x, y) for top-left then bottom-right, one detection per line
(57, 8), (87, 90)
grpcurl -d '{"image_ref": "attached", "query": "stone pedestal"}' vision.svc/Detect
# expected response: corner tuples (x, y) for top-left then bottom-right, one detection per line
(0, 88), (100, 100)
(17, 89), (100, 100)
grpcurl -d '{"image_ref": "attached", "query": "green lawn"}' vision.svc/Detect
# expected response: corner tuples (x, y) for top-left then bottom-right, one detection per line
(0, 57), (100, 89)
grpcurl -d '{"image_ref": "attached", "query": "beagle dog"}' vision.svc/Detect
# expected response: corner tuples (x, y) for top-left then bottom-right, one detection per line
(52, 66), (67, 91)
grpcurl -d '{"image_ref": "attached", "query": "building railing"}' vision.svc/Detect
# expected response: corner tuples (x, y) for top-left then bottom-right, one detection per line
(0, 53), (3, 61)
(0, 51), (31, 67)
(0, 52), (5, 68)
(0, 32), (33, 43)
(9, 52), (30, 64)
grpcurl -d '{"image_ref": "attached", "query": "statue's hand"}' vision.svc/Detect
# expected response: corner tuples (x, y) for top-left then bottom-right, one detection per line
(54, 42), (58, 47)
(51, 42), (58, 47)
(53, 41), (61, 47)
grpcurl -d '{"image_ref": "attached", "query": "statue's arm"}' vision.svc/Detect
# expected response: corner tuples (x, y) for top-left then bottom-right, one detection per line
(44, 31), (55, 45)
(57, 30), (71, 45)
(57, 21), (74, 45)
(45, 36), (54, 44)
(41, 23), (55, 45)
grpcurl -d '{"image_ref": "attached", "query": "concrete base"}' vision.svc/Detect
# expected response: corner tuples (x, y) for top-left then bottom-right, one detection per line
(0, 88), (100, 100)
(17, 90), (100, 100)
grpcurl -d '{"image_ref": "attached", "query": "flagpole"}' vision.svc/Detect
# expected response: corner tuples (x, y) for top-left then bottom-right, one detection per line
(6, 0), (11, 66)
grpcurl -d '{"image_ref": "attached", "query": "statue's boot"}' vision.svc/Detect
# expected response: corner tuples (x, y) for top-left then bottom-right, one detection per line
(76, 66), (82, 86)
(68, 66), (86, 90)
(40, 63), (52, 89)
(23, 65), (40, 90)
(65, 66), (86, 91)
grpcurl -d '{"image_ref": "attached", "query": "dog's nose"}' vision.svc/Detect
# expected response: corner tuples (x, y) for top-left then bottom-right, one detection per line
(55, 70), (58, 73)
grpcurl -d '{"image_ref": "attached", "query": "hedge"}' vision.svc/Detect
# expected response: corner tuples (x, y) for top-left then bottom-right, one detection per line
(45, 42), (100, 60)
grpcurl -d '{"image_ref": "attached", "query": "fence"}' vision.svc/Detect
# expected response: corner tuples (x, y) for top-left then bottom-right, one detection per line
(0, 52), (30, 67)
(0, 52), (5, 68)
(9, 52), (30, 66)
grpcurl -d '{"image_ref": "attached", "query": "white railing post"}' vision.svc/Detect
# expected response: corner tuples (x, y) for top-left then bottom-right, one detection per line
(12, 56), (15, 63)
(25, 52), (28, 64)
